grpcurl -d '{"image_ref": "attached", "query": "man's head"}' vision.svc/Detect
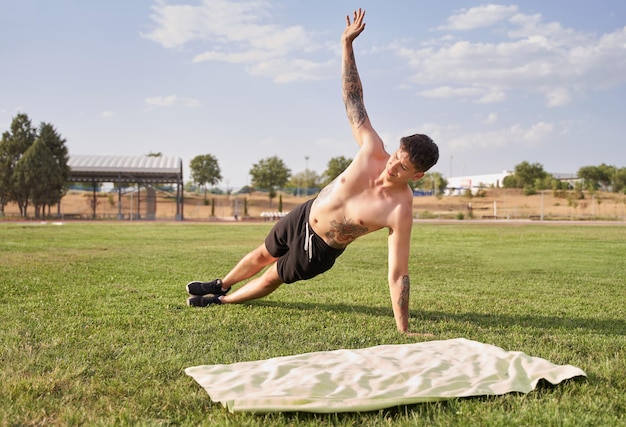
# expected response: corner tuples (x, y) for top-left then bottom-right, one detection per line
(399, 134), (439, 174)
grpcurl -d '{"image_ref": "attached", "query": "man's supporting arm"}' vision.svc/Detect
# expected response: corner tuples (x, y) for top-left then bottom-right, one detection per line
(389, 274), (411, 333)
(387, 219), (413, 333)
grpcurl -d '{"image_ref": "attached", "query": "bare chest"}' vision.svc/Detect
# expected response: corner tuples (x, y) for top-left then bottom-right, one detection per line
(310, 183), (401, 248)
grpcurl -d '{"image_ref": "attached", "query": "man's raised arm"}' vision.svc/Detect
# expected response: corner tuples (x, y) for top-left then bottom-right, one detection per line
(341, 8), (371, 145)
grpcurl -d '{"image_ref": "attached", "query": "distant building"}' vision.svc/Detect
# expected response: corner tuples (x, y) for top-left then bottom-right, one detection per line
(445, 170), (512, 195)
(445, 170), (581, 195)
(551, 173), (581, 188)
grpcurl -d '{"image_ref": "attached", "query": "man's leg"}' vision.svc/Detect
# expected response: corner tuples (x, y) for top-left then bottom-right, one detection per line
(187, 245), (282, 307)
(220, 262), (283, 304)
(221, 243), (278, 289)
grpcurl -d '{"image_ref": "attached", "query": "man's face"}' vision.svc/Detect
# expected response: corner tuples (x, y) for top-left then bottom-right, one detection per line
(386, 149), (423, 182)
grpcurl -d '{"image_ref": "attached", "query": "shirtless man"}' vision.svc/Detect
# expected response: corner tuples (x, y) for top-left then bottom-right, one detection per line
(186, 8), (439, 334)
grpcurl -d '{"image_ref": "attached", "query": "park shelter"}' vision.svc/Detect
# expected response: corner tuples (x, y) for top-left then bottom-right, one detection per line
(66, 155), (184, 220)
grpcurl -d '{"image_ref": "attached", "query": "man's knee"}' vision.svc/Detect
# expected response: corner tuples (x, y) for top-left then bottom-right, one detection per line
(262, 263), (283, 287)
(253, 243), (277, 264)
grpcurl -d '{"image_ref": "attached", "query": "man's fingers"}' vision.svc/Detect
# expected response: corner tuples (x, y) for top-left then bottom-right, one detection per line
(356, 8), (365, 23)
(347, 8), (365, 27)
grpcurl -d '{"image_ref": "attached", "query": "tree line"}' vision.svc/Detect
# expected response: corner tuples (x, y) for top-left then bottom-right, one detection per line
(189, 153), (447, 206)
(503, 161), (626, 196)
(3, 112), (624, 218)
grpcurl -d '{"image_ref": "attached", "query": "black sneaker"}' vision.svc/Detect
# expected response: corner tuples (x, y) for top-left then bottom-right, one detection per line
(187, 295), (222, 307)
(186, 279), (229, 296)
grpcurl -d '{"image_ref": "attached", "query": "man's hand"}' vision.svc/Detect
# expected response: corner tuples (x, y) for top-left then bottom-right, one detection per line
(342, 8), (366, 44)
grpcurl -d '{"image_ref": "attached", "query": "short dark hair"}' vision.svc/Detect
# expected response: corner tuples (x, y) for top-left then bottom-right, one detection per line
(399, 134), (439, 173)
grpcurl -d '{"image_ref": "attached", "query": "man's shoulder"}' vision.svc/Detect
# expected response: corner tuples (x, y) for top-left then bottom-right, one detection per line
(351, 142), (389, 170)
(388, 189), (415, 222)
(362, 138), (388, 157)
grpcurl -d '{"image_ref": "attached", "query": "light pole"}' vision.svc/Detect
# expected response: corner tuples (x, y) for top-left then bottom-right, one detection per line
(304, 156), (310, 197)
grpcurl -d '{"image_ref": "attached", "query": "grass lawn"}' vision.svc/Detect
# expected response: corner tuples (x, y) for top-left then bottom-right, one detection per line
(0, 221), (624, 426)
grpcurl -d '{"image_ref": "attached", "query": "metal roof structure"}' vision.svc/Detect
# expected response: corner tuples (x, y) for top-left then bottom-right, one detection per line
(66, 155), (184, 220)
(67, 155), (183, 184)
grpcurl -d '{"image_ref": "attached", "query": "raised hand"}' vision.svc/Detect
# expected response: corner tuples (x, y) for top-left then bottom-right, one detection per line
(342, 8), (366, 43)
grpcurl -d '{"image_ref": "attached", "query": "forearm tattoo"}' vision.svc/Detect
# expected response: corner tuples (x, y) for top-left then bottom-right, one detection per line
(398, 275), (410, 310)
(342, 50), (367, 128)
(324, 217), (368, 247)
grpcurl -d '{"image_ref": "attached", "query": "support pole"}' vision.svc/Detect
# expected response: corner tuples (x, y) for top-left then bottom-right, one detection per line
(117, 175), (123, 220)
(137, 183), (141, 220)
(92, 180), (97, 219)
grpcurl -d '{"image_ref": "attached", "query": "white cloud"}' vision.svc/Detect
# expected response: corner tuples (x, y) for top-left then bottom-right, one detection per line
(143, 0), (328, 83)
(142, 0), (270, 49)
(521, 121), (554, 143)
(478, 90), (507, 104)
(419, 86), (484, 99)
(484, 113), (498, 124)
(100, 110), (115, 118)
(180, 97), (202, 107)
(144, 95), (201, 108)
(418, 85), (506, 104)
(145, 95), (178, 107)
(400, 6), (626, 107)
(438, 4), (518, 30)
(545, 87), (572, 108)
(424, 121), (556, 151)
(250, 58), (335, 83)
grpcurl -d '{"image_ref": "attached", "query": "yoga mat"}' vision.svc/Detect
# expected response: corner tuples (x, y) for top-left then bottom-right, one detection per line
(185, 338), (585, 413)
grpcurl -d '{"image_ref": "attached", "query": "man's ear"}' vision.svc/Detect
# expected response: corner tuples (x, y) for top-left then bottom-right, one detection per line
(413, 171), (425, 181)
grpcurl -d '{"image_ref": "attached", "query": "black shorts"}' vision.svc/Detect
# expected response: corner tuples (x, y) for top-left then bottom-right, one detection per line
(265, 199), (345, 284)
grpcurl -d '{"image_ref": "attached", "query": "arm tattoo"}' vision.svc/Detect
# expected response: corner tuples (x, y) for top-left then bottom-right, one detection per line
(398, 275), (410, 310)
(324, 217), (368, 247)
(342, 50), (367, 128)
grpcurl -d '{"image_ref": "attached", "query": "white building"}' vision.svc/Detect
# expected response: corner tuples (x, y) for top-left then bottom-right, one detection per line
(445, 170), (513, 195)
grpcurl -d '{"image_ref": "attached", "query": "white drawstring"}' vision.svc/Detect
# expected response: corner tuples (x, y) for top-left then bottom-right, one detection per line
(304, 223), (313, 262)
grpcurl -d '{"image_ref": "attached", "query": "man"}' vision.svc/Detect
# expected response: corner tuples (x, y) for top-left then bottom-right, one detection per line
(186, 9), (439, 334)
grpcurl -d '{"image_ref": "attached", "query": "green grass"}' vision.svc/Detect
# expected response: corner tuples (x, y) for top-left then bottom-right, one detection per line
(0, 221), (625, 426)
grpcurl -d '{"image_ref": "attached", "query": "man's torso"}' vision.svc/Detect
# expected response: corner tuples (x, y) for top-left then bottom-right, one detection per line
(309, 150), (413, 248)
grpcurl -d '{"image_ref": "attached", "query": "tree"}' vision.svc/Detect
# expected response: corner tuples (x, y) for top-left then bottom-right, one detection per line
(38, 122), (70, 215)
(13, 139), (57, 218)
(413, 172), (447, 195)
(503, 161), (548, 192)
(249, 156), (291, 207)
(190, 154), (222, 200)
(613, 167), (626, 194)
(321, 156), (352, 186)
(515, 161), (547, 188)
(578, 164), (615, 192)
(0, 113), (37, 216)
(289, 169), (320, 196)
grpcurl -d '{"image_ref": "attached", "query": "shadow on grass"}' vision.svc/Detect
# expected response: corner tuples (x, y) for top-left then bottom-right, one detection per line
(247, 300), (625, 337)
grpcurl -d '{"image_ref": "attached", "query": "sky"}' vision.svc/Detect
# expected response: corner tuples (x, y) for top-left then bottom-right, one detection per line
(1, 0), (625, 190)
